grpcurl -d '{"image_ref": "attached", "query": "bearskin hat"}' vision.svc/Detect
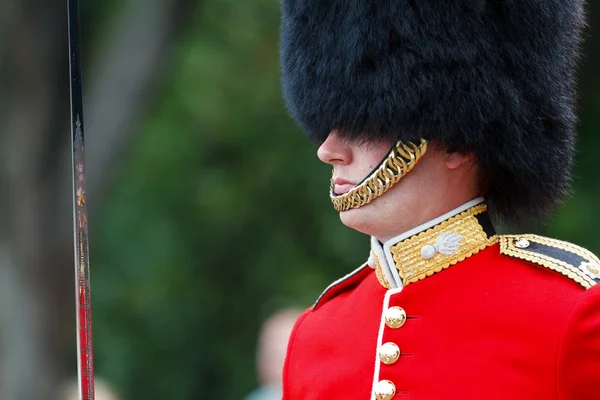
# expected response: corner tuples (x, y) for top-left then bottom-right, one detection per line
(280, 0), (586, 222)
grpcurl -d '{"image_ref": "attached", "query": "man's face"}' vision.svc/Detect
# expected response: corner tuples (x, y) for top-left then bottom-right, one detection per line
(317, 131), (479, 242)
(317, 132), (394, 197)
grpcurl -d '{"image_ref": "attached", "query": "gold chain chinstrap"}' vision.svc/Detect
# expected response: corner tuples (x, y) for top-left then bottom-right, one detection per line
(330, 139), (428, 212)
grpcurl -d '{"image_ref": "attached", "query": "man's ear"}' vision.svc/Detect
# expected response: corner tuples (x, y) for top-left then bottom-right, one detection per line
(444, 152), (474, 170)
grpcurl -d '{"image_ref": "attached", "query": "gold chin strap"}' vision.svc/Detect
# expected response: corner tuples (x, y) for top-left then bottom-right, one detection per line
(330, 139), (428, 212)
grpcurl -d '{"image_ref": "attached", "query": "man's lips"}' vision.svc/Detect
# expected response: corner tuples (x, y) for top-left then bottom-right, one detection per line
(332, 178), (356, 195)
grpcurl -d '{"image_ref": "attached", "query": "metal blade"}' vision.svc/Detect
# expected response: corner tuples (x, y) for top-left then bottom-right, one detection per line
(67, 0), (95, 398)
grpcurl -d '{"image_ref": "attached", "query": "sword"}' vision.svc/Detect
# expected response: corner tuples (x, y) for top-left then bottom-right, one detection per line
(67, 0), (95, 398)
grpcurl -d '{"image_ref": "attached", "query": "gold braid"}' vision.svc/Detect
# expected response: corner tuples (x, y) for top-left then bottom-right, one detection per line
(330, 139), (428, 212)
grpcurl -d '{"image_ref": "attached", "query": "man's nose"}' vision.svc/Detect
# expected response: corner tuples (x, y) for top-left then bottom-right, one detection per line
(317, 132), (352, 165)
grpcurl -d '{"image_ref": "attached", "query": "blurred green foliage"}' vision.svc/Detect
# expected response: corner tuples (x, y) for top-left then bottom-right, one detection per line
(92, 1), (365, 399)
(89, 1), (600, 399)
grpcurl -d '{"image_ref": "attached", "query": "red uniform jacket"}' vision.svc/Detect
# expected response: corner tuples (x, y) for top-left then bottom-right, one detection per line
(283, 204), (600, 400)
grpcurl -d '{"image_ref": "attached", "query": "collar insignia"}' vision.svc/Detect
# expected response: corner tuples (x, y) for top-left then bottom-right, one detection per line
(421, 231), (465, 259)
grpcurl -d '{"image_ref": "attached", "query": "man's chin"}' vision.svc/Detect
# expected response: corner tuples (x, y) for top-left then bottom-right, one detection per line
(339, 206), (378, 236)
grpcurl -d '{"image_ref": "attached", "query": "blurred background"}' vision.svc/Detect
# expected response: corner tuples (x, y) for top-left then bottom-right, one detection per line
(0, 1), (599, 399)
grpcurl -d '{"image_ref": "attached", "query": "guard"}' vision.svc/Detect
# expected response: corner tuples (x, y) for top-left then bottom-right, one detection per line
(279, 1), (600, 399)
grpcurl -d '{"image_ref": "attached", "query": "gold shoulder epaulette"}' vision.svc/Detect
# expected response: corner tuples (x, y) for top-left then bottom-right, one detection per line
(500, 234), (600, 289)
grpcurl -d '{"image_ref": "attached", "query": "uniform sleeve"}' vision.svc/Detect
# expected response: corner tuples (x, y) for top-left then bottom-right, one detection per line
(556, 285), (600, 400)
(281, 308), (311, 400)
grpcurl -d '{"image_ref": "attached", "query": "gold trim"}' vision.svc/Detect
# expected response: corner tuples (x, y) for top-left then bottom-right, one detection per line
(330, 139), (428, 212)
(522, 235), (600, 266)
(373, 253), (392, 289)
(386, 204), (498, 287)
(499, 235), (598, 289)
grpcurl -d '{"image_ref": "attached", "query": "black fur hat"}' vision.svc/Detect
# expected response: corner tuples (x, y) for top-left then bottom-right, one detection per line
(280, 0), (586, 222)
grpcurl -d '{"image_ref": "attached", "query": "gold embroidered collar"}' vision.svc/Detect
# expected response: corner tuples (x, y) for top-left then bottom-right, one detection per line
(369, 199), (498, 289)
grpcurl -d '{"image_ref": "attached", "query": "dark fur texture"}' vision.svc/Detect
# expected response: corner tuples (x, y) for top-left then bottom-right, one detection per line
(280, 0), (586, 222)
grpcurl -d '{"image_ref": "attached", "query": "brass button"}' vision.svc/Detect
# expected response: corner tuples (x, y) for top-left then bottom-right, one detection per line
(384, 306), (407, 329)
(379, 342), (401, 365)
(374, 379), (396, 400)
(514, 238), (530, 249)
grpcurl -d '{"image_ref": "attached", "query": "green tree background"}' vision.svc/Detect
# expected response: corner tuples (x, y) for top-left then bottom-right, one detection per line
(12, 1), (596, 399)
(90, 1), (366, 399)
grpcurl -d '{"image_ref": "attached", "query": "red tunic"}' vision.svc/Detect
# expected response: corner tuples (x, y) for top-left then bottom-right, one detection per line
(283, 242), (600, 399)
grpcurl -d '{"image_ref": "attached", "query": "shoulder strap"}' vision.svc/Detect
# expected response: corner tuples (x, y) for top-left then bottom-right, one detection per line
(500, 234), (600, 289)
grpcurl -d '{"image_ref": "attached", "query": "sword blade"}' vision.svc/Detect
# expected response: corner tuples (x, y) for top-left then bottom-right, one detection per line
(67, 0), (95, 399)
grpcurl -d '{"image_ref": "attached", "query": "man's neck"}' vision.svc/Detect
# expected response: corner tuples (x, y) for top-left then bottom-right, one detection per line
(375, 197), (485, 244)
